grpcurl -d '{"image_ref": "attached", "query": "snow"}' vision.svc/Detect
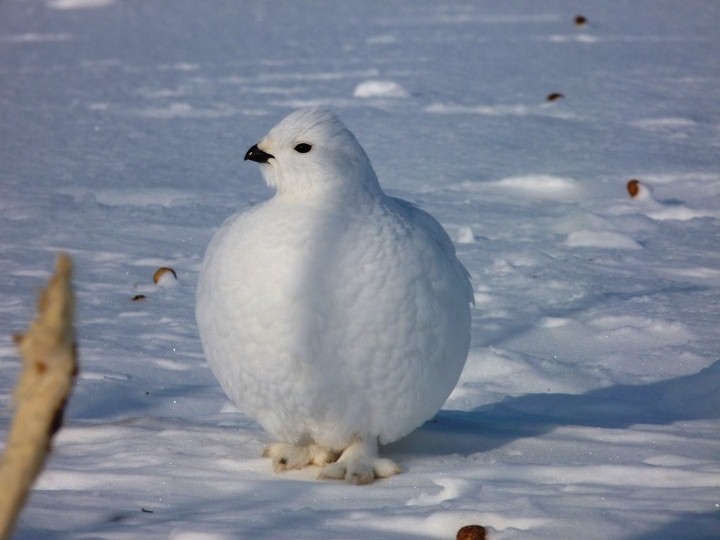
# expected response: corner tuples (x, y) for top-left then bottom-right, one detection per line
(0, 0), (719, 538)
(354, 80), (410, 99)
(47, 0), (115, 10)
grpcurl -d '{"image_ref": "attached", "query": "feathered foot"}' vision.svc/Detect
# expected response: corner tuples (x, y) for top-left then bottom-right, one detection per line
(318, 437), (400, 485)
(262, 442), (339, 473)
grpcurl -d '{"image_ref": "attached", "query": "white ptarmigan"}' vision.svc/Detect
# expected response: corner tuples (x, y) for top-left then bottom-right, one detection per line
(196, 108), (473, 484)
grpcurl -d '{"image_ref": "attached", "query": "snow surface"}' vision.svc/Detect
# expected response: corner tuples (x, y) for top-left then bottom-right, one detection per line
(1, 1), (719, 538)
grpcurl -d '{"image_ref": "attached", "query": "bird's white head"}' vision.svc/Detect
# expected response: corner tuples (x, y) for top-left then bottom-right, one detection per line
(244, 108), (383, 199)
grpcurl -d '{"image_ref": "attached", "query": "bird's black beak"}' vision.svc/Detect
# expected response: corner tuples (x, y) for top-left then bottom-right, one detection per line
(244, 144), (274, 163)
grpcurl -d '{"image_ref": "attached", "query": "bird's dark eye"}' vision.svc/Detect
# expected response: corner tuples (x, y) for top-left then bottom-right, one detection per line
(294, 143), (312, 154)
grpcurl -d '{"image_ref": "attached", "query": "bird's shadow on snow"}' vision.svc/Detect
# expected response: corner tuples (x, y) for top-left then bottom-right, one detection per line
(388, 360), (720, 457)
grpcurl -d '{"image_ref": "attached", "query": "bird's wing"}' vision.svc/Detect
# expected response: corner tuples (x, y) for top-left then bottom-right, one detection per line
(390, 197), (474, 305)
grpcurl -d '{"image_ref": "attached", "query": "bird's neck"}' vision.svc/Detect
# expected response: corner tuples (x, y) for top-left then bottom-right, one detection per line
(274, 180), (384, 211)
(274, 165), (385, 208)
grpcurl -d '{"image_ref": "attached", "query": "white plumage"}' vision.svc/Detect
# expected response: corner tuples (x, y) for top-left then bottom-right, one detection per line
(196, 108), (472, 483)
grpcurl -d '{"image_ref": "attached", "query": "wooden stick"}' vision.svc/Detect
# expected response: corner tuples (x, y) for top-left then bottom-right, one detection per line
(0, 254), (77, 540)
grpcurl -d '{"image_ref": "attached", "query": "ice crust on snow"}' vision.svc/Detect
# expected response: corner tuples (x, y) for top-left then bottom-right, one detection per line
(353, 80), (410, 99)
(47, 0), (114, 9)
(565, 230), (643, 250)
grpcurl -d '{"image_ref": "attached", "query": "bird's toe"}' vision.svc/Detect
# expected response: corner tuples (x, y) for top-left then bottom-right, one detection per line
(263, 442), (338, 473)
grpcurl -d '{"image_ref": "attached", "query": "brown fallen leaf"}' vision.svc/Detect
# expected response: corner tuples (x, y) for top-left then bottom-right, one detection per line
(627, 179), (641, 198)
(457, 524), (487, 540)
(153, 266), (177, 284)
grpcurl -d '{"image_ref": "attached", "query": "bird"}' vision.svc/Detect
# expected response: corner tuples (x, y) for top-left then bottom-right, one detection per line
(196, 108), (473, 484)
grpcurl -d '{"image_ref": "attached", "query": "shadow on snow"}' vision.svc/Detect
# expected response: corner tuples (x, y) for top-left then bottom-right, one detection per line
(390, 360), (720, 457)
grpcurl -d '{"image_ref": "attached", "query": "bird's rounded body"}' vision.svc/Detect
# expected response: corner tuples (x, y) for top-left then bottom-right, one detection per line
(196, 108), (472, 481)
